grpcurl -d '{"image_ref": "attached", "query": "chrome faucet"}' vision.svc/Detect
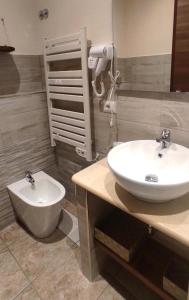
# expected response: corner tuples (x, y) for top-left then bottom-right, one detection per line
(156, 129), (171, 149)
(25, 170), (35, 185)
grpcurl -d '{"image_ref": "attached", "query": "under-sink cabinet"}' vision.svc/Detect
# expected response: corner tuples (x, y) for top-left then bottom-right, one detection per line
(75, 187), (189, 300)
(72, 159), (189, 300)
(95, 209), (189, 300)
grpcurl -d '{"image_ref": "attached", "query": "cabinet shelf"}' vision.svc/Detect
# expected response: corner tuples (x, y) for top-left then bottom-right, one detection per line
(96, 239), (175, 300)
(94, 209), (189, 300)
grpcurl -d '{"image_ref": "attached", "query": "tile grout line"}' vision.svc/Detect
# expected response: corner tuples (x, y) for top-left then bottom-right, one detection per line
(3, 248), (31, 300)
(7, 244), (43, 300)
(6, 245), (33, 282)
(1, 225), (80, 299)
(0, 234), (29, 249)
(0, 238), (9, 255)
(11, 281), (43, 300)
(30, 282), (43, 300)
(10, 282), (31, 300)
(7, 240), (47, 283)
(6, 228), (80, 299)
(96, 283), (110, 300)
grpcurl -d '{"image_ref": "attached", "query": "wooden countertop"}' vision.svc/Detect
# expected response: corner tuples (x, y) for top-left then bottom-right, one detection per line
(72, 159), (189, 247)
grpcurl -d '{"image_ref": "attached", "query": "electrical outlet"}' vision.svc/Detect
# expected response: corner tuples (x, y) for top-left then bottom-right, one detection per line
(103, 101), (117, 113)
(76, 147), (86, 158)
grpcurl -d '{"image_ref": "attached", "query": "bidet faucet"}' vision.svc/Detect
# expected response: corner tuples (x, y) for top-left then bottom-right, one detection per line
(156, 129), (171, 149)
(25, 170), (35, 185)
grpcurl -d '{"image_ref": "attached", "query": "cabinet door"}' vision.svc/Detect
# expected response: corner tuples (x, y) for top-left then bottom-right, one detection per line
(171, 0), (189, 92)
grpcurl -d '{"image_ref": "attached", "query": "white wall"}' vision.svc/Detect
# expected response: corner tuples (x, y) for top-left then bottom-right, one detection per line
(36, 0), (113, 52)
(0, 0), (113, 54)
(112, 0), (126, 58)
(113, 0), (175, 58)
(0, 0), (41, 54)
(0, 0), (173, 57)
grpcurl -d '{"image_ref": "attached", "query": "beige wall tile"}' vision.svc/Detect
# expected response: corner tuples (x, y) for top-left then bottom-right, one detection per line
(93, 100), (118, 154)
(118, 120), (160, 142)
(117, 96), (161, 126)
(160, 100), (189, 131)
(0, 189), (15, 229)
(117, 54), (171, 92)
(0, 55), (43, 96)
(0, 55), (55, 230)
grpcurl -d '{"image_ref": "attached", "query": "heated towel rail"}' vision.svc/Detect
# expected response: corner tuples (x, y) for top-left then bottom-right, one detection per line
(44, 28), (92, 161)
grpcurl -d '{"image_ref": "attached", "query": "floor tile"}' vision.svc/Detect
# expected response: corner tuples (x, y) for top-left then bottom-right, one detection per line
(59, 208), (80, 244)
(33, 246), (108, 300)
(8, 228), (77, 281)
(0, 222), (30, 247)
(0, 251), (28, 300)
(62, 199), (78, 217)
(98, 285), (125, 300)
(0, 223), (157, 300)
(14, 285), (40, 300)
(0, 237), (7, 254)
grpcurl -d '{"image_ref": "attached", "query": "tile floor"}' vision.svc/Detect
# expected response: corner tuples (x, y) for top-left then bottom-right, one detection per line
(0, 222), (125, 300)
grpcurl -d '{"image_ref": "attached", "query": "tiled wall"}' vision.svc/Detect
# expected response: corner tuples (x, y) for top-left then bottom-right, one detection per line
(117, 54), (171, 92)
(55, 143), (90, 203)
(0, 54), (45, 96)
(0, 54), (55, 229)
(94, 91), (189, 154)
(54, 64), (189, 205)
(1, 53), (189, 227)
(60, 89), (189, 203)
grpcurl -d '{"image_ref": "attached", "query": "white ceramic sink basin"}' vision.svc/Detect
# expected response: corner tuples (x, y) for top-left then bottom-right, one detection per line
(107, 140), (189, 203)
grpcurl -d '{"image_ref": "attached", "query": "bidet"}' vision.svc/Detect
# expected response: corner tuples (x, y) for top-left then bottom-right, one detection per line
(7, 171), (66, 238)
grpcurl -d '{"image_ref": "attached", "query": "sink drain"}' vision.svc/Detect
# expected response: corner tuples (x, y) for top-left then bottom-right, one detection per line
(145, 174), (158, 183)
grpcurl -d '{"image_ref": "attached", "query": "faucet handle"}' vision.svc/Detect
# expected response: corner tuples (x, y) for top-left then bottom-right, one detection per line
(25, 170), (32, 176)
(25, 170), (35, 185)
(161, 128), (171, 140)
(156, 129), (171, 144)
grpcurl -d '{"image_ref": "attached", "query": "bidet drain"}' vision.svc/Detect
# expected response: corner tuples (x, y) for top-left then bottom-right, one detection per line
(145, 174), (158, 183)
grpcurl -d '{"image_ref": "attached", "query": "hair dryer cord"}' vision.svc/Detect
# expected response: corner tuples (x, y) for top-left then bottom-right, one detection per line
(92, 78), (106, 98)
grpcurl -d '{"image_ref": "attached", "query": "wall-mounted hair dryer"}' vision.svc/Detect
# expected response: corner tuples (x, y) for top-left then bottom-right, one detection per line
(88, 45), (113, 98)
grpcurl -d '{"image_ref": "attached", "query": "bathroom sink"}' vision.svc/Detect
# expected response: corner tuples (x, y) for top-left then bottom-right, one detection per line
(107, 140), (189, 203)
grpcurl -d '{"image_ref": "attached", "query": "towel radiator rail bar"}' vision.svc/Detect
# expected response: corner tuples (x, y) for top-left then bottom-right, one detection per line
(44, 28), (92, 161)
